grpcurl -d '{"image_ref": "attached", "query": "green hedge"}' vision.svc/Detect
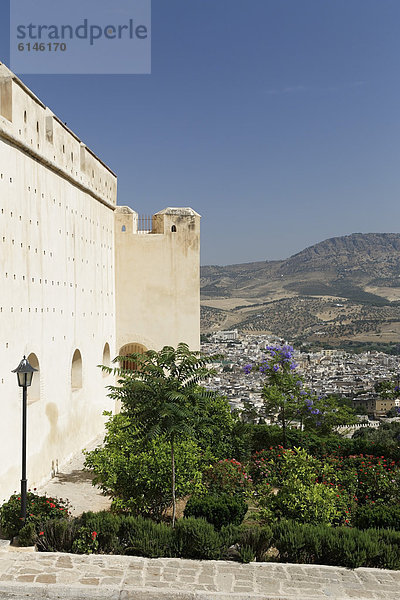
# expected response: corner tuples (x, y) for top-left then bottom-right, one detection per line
(17, 509), (400, 569)
(354, 505), (400, 531)
(183, 494), (248, 529)
(273, 520), (400, 570)
(38, 513), (235, 560)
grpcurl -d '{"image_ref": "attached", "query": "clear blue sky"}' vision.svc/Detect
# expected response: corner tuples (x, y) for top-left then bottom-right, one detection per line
(1, 0), (400, 265)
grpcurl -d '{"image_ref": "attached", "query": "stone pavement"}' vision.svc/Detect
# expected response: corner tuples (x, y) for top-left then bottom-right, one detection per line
(0, 550), (399, 600)
(37, 434), (112, 516)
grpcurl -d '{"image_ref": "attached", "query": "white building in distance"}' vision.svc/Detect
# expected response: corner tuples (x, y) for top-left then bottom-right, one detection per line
(212, 329), (239, 342)
(0, 63), (200, 499)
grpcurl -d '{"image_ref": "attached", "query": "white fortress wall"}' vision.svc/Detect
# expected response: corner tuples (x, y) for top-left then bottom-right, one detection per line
(0, 63), (117, 498)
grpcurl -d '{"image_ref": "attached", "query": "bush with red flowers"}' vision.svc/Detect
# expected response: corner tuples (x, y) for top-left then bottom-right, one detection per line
(322, 454), (400, 506)
(0, 491), (71, 540)
(203, 459), (253, 498)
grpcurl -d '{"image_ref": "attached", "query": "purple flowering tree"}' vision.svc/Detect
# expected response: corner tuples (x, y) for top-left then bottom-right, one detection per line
(244, 344), (311, 447)
(302, 394), (358, 434)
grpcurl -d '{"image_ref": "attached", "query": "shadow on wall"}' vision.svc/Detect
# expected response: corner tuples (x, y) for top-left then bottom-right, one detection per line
(45, 402), (59, 445)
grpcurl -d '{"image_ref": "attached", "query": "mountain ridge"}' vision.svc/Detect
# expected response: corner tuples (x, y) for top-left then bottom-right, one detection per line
(201, 233), (400, 348)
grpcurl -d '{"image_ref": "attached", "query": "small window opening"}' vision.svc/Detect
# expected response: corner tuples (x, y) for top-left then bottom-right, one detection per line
(171, 225), (177, 232)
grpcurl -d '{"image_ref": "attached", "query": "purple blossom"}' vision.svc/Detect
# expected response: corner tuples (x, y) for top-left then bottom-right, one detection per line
(273, 364), (279, 372)
(311, 409), (320, 415)
(243, 364), (253, 374)
(259, 360), (270, 374)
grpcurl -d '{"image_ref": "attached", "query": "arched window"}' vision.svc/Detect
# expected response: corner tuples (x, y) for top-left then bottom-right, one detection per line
(121, 225), (126, 232)
(27, 353), (40, 403)
(71, 349), (82, 389)
(102, 342), (111, 377)
(119, 343), (147, 371)
(171, 225), (176, 232)
(23, 110), (27, 123)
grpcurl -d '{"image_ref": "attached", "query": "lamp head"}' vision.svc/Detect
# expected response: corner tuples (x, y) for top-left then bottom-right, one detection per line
(12, 356), (38, 388)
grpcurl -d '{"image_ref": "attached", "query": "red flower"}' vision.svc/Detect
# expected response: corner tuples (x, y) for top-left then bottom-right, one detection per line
(39, 531), (44, 536)
(91, 531), (97, 540)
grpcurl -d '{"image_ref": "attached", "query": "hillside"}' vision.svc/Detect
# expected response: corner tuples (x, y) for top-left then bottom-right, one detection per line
(201, 233), (400, 349)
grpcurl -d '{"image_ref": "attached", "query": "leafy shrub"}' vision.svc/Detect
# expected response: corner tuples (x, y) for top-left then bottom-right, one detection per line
(322, 454), (400, 506)
(17, 522), (36, 546)
(84, 417), (203, 520)
(120, 516), (174, 558)
(36, 519), (79, 553)
(218, 523), (241, 552)
(272, 520), (313, 564)
(272, 520), (400, 569)
(250, 447), (321, 488)
(238, 545), (256, 563)
(173, 517), (223, 560)
(263, 480), (351, 526)
(184, 494), (247, 529)
(78, 511), (123, 554)
(317, 527), (381, 569)
(72, 527), (99, 554)
(354, 505), (400, 530)
(203, 459), (253, 498)
(0, 492), (71, 539)
(238, 525), (273, 562)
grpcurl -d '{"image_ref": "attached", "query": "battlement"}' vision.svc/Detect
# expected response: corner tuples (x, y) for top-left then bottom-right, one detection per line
(115, 206), (201, 236)
(0, 63), (117, 208)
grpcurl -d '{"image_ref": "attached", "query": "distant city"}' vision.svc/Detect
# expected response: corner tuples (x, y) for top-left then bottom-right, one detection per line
(201, 331), (400, 423)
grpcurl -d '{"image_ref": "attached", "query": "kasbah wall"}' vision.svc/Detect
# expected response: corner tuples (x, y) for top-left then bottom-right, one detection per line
(0, 62), (200, 500)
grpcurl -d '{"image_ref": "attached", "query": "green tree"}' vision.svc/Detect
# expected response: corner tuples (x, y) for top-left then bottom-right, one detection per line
(98, 343), (222, 526)
(244, 344), (308, 446)
(375, 380), (397, 399)
(303, 395), (358, 435)
(386, 406), (400, 418)
(84, 416), (203, 519)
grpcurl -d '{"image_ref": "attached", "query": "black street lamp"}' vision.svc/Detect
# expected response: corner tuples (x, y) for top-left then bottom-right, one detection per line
(12, 356), (38, 523)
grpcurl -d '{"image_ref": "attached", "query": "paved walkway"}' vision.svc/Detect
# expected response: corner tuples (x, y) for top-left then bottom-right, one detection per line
(0, 550), (399, 599)
(37, 434), (112, 516)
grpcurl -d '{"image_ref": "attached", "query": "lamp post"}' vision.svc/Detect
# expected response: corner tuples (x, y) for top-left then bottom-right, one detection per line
(12, 356), (38, 523)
